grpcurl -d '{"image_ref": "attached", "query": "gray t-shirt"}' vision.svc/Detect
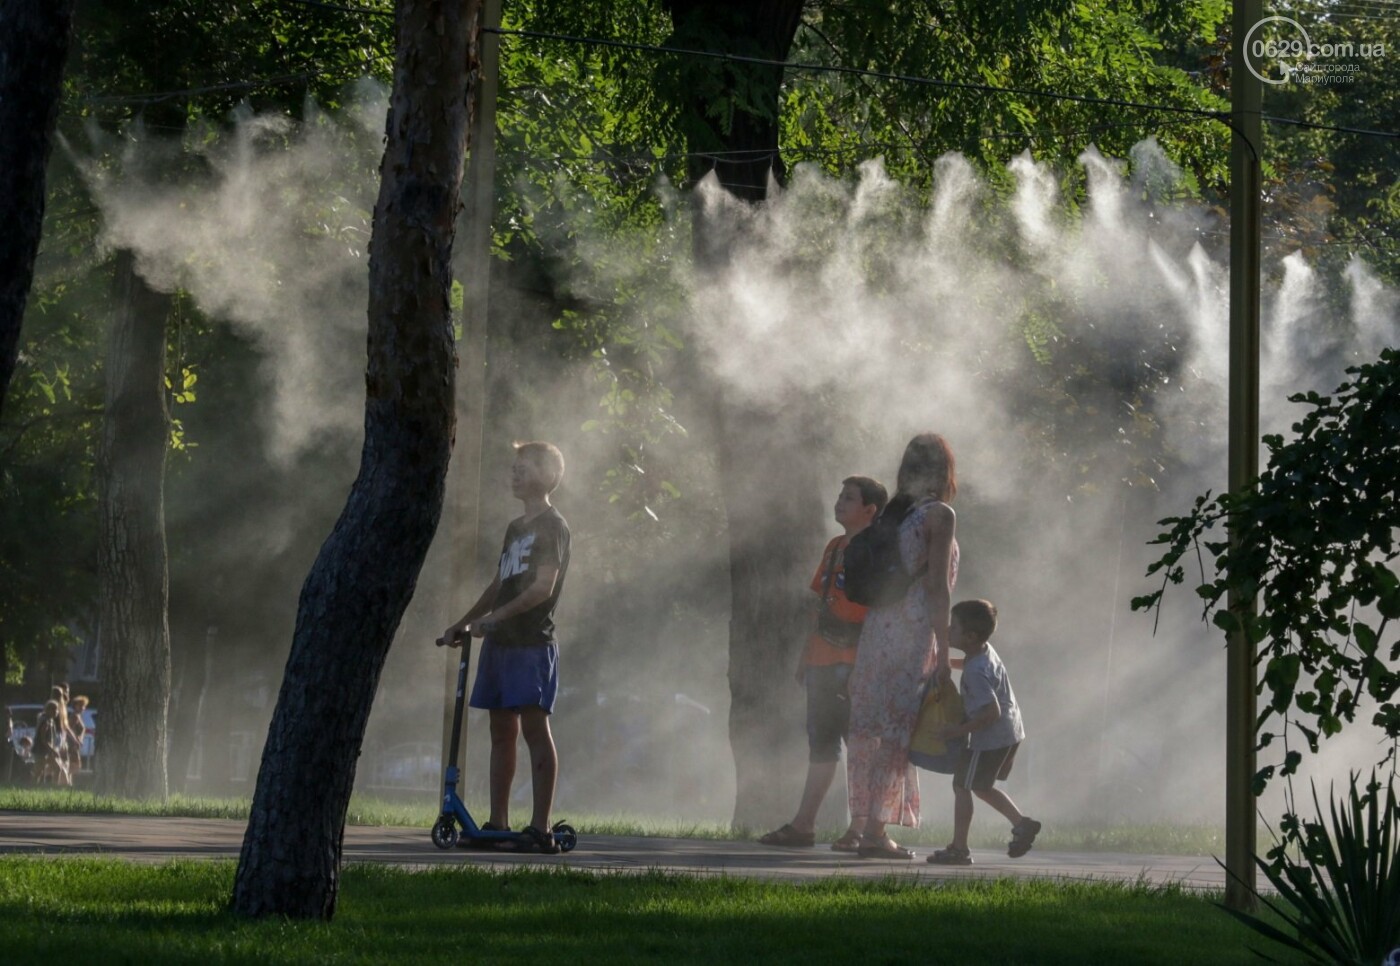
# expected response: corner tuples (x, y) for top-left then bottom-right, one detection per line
(491, 507), (570, 647)
(960, 643), (1025, 751)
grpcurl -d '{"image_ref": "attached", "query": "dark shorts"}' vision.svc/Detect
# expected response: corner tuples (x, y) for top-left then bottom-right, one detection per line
(469, 638), (559, 713)
(805, 663), (853, 763)
(953, 743), (1019, 792)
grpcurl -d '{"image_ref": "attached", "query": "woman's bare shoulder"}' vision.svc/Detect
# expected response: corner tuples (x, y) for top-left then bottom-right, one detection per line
(921, 499), (955, 527)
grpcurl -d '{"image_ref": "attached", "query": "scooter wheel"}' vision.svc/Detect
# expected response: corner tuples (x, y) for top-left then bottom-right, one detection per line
(431, 817), (460, 850)
(551, 821), (578, 853)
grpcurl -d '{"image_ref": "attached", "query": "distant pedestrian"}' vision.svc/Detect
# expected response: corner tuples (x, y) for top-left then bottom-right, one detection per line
(3, 708), (16, 784)
(927, 599), (1041, 865)
(49, 685), (78, 786)
(67, 696), (89, 776)
(33, 700), (69, 785)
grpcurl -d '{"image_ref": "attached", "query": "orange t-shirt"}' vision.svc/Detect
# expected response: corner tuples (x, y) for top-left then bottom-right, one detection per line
(803, 535), (869, 667)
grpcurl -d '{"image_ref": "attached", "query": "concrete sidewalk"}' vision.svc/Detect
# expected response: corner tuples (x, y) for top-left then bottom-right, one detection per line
(0, 811), (1227, 889)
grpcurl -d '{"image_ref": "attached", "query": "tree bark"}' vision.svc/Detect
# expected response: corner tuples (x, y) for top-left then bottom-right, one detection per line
(95, 249), (173, 800)
(666, 0), (823, 828)
(0, 0), (77, 419)
(231, 0), (478, 920)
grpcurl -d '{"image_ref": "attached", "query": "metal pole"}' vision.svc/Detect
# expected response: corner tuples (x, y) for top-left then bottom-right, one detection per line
(440, 0), (502, 796)
(1226, 0), (1262, 912)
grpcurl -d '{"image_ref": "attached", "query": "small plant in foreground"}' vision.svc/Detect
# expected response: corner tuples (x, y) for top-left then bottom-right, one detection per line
(1222, 771), (1400, 966)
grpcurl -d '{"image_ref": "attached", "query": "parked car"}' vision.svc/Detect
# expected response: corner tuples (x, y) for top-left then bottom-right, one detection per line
(6, 703), (97, 767)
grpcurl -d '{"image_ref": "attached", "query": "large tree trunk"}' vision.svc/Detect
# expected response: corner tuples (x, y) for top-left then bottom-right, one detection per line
(666, 0), (823, 828)
(0, 0), (77, 418)
(231, 0), (478, 920)
(95, 249), (173, 799)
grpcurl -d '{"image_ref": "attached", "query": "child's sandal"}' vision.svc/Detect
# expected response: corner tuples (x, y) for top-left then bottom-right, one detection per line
(458, 821), (510, 849)
(1008, 818), (1042, 858)
(518, 825), (561, 855)
(927, 845), (973, 865)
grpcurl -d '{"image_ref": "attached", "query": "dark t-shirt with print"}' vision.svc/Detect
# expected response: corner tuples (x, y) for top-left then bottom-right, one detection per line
(492, 506), (570, 646)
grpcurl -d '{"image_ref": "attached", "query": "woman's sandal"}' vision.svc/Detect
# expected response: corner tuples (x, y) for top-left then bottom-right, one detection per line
(830, 831), (862, 853)
(517, 825), (561, 855)
(758, 823), (816, 848)
(856, 836), (915, 860)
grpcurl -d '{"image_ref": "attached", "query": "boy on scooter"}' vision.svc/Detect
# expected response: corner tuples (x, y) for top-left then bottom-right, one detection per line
(443, 441), (571, 853)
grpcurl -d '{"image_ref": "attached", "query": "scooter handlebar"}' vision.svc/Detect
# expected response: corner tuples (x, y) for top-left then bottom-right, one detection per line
(436, 630), (467, 648)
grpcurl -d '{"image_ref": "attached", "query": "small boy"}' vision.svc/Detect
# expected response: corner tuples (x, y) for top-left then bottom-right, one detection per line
(928, 599), (1041, 865)
(759, 475), (887, 852)
(443, 441), (571, 854)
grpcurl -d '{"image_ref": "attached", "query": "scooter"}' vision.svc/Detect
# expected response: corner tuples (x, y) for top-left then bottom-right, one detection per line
(430, 631), (578, 853)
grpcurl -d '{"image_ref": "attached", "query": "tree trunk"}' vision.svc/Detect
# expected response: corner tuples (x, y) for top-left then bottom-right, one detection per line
(95, 248), (173, 800)
(0, 0), (77, 418)
(231, 0), (478, 920)
(666, 0), (822, 828)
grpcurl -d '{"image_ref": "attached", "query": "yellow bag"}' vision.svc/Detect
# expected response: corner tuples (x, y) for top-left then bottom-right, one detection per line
(907, 677), (967, 774)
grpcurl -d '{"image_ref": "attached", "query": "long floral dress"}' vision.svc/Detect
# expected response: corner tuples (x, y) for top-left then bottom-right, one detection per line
(846, 498), (958, 827)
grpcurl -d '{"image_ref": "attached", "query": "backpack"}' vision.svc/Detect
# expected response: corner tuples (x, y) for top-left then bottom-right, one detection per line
(33, 715), (60, 757)
(843, 497), (925, 607)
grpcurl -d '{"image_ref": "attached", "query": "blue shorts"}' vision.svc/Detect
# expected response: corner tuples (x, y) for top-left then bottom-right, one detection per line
(469, 638), (559, 713)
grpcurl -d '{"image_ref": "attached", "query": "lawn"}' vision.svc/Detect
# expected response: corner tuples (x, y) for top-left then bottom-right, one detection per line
(0, 857), (1302, 965)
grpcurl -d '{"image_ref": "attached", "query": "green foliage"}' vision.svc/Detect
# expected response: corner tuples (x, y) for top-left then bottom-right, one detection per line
(1263, 10), (1400, 286)
(0, 256), (105, 682)
(1222, 773), (1400, 966)
(783, 0), (1228, 193)
(3, 0), (399, 688)
(1134, 348), (1400, 787)
(495, 4), (701, 524)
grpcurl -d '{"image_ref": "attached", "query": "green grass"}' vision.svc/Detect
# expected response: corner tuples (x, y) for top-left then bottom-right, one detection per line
(0, 788), (428, 826)
(0, 857), (1303, 965)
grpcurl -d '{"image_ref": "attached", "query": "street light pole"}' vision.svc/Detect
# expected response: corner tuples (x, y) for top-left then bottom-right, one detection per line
(440, 0), (502, 794)
(1226, 0), (1262, 913)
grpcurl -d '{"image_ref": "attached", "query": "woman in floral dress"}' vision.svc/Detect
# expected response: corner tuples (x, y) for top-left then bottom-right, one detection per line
(846, 433), (958, 859)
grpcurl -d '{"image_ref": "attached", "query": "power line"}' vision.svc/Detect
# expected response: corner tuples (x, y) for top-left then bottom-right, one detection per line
(276, 0), (390, 16)
(1262, 114), (1400, 140)
(487, 26), (1231, 125)
(81, 71), (331, 106)
(1299, 0), (1400, 13)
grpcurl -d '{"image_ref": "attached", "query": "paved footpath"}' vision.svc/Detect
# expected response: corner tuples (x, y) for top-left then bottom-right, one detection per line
(0, 811), (1227, 889)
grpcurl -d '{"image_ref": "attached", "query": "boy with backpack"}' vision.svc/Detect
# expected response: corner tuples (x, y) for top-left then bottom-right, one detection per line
(928, 598), (1041, 865)
(758, 475), (888, 851)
